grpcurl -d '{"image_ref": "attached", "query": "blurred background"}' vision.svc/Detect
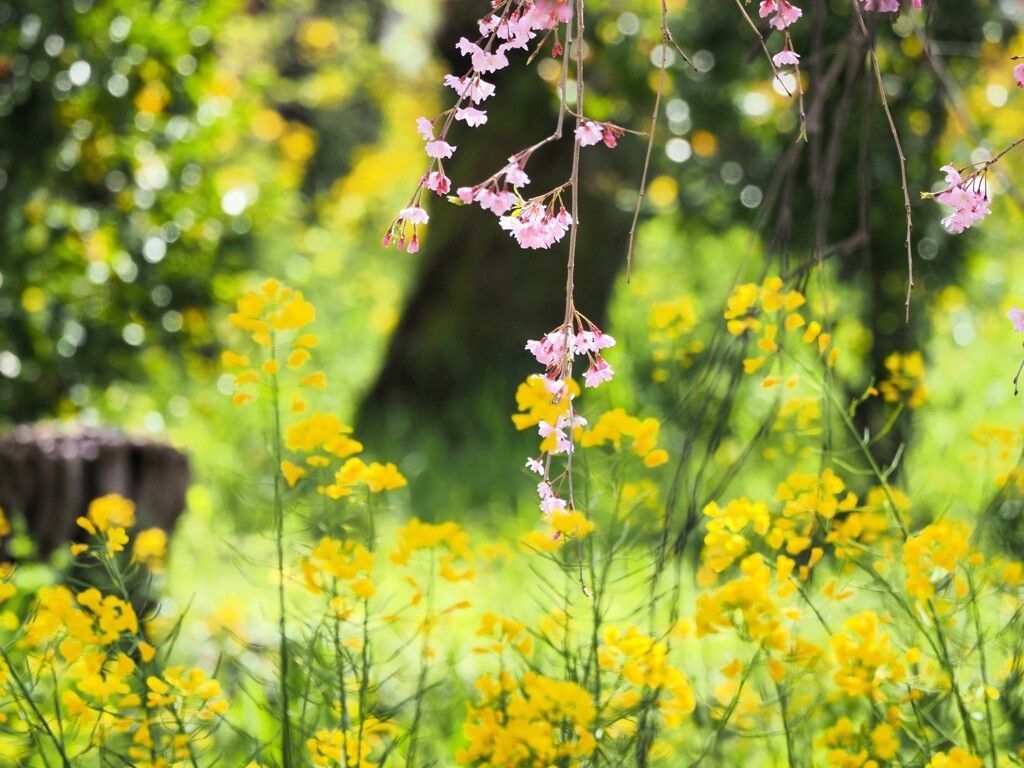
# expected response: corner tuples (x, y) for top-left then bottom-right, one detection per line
(2, 0), (1024, 589)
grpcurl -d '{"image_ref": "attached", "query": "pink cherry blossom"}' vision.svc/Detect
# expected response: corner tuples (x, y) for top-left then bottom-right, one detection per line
(503, 161), (531, 187)
(543, 375), (566, 396)
(456, 186), (477, 204)
(760, 0), (803, 30)
(525, 457), (544, 474)
(584, 355), (614, 388)
(407, 233), (420, 253)
(455, 106), (488, 127)
(466, 77), (495, 103)
(773, 48), (800, 67)
(399, 206), (429, 224)
(537, 481), (553, 499)
(574, 329), (616, 355)
(1008, 306), (1024, 333)
(472, 46), (510, 74)
(475, 188), (516, 216)
(1015, 62), (1024, 88)
(523, 0), (571, 31)
(935, 164), (991, 234)
(443, 73), (497, 103)
(425, 140), (456, 159)
(540, 494), (567, 520)
(575, 121), (604, 147)
(416, 117), (434, 141)
(498, 16), (534, 51)
(423, 171), (451, 195)
(479, 14), (500, 36)
(499, 201), (572, 249)
(456, 37), (481, 58)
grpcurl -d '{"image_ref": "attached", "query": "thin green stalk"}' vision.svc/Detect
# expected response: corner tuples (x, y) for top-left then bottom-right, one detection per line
(333, 580), (351, 768)
(269, 337), (293, 768)
(967, 571), (998, 766)
(356, 494), (376, 766)
(1, 648), (71, 767)
(405, 551), (435, 768)
(356, 596), (371, 766)
(689, 649), (762, 767)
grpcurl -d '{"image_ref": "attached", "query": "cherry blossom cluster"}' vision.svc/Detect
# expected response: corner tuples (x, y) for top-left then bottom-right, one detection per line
(526, 319), (616, 391)
(383, 0), (572, 252)
(1008, 306), (1024, 333)
(757, 0), (921, 82)
(934, 164), (991, 234)
(386, 0), (633, 256)
(575, 120), (623, 148)
(523, 315), (615, 526)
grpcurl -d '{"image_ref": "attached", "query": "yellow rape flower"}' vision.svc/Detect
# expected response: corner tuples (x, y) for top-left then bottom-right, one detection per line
(925, 748), (983, 768)
(77, 494), (136, 535)
(133, 528), (168, 571)
(830, 611), (905, 700)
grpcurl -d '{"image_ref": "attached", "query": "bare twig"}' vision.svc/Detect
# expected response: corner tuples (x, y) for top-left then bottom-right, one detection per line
(851, 1), (915, 324)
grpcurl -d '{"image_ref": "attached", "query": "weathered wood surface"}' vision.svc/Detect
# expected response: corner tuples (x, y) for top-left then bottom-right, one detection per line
(0, 426), (190, 557)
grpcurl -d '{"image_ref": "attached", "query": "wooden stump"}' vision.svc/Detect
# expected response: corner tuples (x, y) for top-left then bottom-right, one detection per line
(0, 426), (190, 557)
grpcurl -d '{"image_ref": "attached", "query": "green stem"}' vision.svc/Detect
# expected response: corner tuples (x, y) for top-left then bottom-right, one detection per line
(270, 337), (293, 768)
(0, 647), (71, 767)
(967, 571), (998, 766)
(406, 551), (435, 768)
(689, 649), (762, 767)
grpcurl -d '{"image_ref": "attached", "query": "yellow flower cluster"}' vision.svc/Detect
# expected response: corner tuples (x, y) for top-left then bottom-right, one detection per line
(695, 553), (794, 650)
(146, 665), (229, 721)
(817, 717), (900, 768)
(223, 278), (323, 407)
(902, 520), (981, 602)
(598, 624), (696, 728)
(702, 470), (856, 575)
(773, 469), (858, 554)
(473, 612), (533, 656)
(279, 411), (406, 496)
(702, 497), (770, 573)
(649, 296), (703, 381)
(299, 537), (376, 613)
(308, 717), (398, 767)
(228, 277), (315, 346)
(580, 408), (669, 467)
(925, 747), (983, 768)
(724, 277), (838, 377)
(389, 519), (476, 583)
(512, 374), (578, 435)
(6, 498), (227, 763)
(457, 671), (596, 767)
(878, 351), (927, 408)
(825, 503), (892, 560)
(830, 611), (906, 700)
(73, 495), (168, 571)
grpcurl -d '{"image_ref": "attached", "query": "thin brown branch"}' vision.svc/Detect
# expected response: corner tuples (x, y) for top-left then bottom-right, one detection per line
(733, 0), (792, 96)
(852, 0), (914, 324)
(625, 1), (674, 283)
